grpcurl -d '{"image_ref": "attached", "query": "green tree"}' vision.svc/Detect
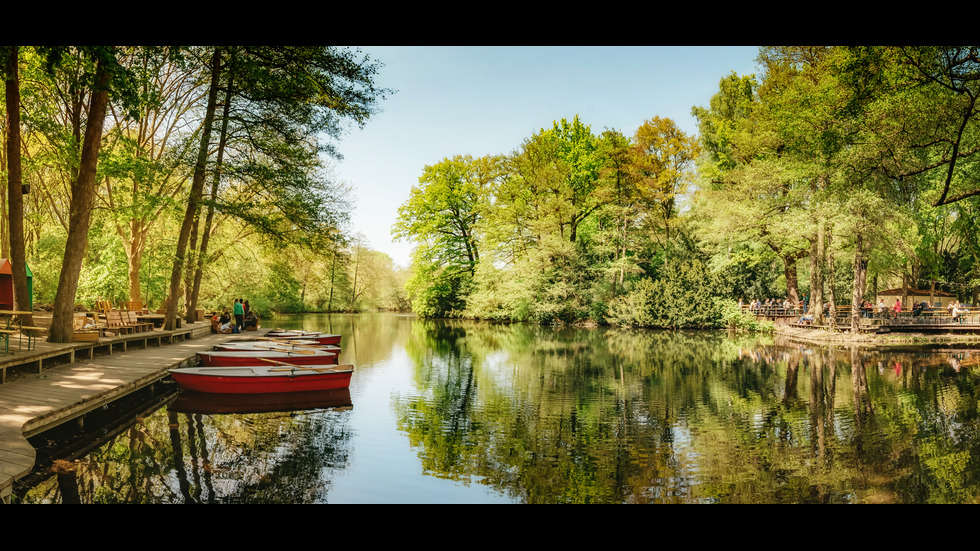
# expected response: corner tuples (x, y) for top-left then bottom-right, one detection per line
(630, 116), (699, 245)
(692, 71), (810, 306)
(3, 46), (33, 326)
(509, 115), (604, 245)
(163, 46), (388, 327)
(393, 154), (500, 317)
(163, 47), (222, 330)
(46, 47), (139, 342)
(97, 46), (204, 307)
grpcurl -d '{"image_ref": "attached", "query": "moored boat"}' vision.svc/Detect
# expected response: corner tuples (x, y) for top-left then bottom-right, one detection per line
(265, 329), (342, 346)
(213, 341), (341, 356)
(169, 364), (354, 394)
(198, 349), (338, 367)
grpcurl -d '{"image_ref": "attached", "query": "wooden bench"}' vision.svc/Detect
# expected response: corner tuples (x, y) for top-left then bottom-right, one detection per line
(17, 325), (45, 351)
(106, 311), (139, 335)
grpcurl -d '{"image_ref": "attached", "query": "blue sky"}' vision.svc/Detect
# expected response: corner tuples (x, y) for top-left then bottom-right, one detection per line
(330, 46), (763, 267)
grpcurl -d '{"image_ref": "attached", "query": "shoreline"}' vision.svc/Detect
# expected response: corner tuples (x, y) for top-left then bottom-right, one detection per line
(774, 325), (980, 348)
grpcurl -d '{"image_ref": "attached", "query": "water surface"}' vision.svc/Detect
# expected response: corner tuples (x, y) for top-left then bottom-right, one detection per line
(15, 313), (980, 503)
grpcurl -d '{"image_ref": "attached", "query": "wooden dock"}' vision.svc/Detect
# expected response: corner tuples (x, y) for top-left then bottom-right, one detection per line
(0, 322), (239, 503)
(748, 307), (980, 334)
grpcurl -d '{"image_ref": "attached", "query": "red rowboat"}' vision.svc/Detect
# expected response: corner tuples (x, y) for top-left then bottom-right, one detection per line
(197, 349), (338, 367)
(169, 364), (354, 394)
(213, 341), (341, 356)
(265, 330), (342, 346)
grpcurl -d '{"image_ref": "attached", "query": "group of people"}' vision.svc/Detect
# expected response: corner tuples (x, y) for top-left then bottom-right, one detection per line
(868, 298), (905, 319)
(860, 298), (972, 321)
(743, 292), (975, 325)
(211, 298), (259, 334)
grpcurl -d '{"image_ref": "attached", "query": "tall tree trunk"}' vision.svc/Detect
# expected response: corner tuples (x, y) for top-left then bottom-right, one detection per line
(189, 50), (236, 316)
(164, 48), (222, 331)
(901, 273), (909, 309)
(5, 47), (32, 326)
(808, 218), (825, 325)
(182, 213), (199, 318)
(782, 252), (803, 305)
(49, 56), (111, 342)
(327, 248), (337, 312)
(126, 233), (143, 304)
(349, 247), (359, 312)
(826, 225), (837, 326)
(851, 232), (868, 333)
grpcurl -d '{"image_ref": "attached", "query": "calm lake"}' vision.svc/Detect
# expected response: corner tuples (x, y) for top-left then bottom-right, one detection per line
(13, 313), (980, 503)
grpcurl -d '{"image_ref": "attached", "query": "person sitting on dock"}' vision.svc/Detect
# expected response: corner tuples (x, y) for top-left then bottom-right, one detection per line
(218, 319), (241, 334)
(798, 312), (814, 325)
(876, 299), (887, 318)
(216, 311), (235, 333)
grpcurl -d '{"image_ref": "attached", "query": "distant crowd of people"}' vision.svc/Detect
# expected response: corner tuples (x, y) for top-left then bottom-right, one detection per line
(210, 298), (259, 334)
(741, 294), (975, 326)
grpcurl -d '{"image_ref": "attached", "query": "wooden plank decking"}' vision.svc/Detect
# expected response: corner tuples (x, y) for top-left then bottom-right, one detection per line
(0, 322), (238, 503)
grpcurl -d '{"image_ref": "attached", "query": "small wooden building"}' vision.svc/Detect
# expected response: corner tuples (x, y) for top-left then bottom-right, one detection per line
(0, 259), (33, 310)
(877, 287), (957, 308)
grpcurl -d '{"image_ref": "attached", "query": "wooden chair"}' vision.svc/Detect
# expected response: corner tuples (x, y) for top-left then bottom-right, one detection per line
(95, 300), (113, 316)
(124, 310), (152, 332)
(106, 311), (136, 335)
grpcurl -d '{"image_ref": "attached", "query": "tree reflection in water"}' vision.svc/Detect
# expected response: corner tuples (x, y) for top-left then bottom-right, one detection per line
(15, 314), (980, 503)
(394, 320), (980, 503)
(20, 391), (354, 504)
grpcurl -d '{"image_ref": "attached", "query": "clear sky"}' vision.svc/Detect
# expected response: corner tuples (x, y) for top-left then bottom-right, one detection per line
(329, 46), (763, 268)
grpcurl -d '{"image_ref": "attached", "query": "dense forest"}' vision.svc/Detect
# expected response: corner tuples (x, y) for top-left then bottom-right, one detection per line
(0, 46), (409, 342)
(5, 46), (980, 342)
(394, 46), (980, 333)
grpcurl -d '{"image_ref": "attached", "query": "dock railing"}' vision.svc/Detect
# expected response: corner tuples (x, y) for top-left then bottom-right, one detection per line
(743, 304), (980, 327)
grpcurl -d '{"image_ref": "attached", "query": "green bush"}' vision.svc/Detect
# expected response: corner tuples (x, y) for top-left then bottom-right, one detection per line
(717, 298), (775, 333)
(606, 257), (724, 329)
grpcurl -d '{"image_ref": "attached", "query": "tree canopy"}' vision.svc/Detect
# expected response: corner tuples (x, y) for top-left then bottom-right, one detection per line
(393, 46), (980, 330)
(0, 45), (401, 339)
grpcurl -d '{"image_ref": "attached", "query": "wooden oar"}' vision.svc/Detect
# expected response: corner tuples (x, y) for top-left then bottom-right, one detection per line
(267, 366), (351, 373)
(280, 342), (338, 351)
(258, 357), (352, 372)
(225, 345), (321, 355)
(251, 338), (336, 351)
